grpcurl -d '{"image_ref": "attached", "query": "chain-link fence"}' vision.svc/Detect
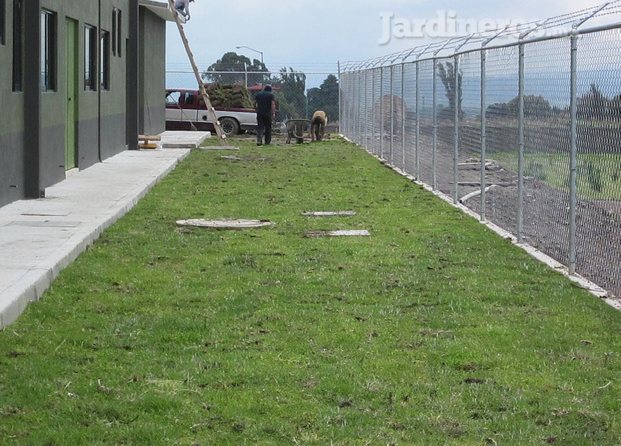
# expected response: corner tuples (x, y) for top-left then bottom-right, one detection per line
(166, 69), (339, 132)
(340, 2), (621, 299)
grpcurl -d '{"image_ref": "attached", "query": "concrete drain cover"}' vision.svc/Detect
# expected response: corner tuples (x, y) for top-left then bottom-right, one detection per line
(305, 230), (370, 238)
(176, 219), (274, 229)
(302, 211), (357, 217)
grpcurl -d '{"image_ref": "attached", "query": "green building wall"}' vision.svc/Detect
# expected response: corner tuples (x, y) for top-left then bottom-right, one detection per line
(0, 0), (26, 205)
(139, 6), (166, 136)
(0, 0), (169, 208)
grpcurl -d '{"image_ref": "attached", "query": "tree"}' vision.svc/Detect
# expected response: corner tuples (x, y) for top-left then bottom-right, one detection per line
(609, 93), (621, 119)
(273, 68), (307, 120)
(486, 101), (511, 118)
(486, 95), (553, 119)
(307, 74), (339, 121)
(437, 62), (463, 120)
(508, 95), (553, 118)
(577, 83), (609, 120)
(202, 52), (269, 86)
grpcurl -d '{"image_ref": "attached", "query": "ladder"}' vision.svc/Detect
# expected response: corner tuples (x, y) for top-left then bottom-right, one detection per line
(166, 0), (227, 143)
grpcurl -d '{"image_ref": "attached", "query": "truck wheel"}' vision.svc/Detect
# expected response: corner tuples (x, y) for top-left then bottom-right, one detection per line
(219, 117), (240, 136)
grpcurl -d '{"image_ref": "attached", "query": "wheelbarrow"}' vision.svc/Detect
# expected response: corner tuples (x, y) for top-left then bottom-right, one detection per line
(285, 119), (311, 144)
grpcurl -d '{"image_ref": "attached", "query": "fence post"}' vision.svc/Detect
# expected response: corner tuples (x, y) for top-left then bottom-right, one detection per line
(364, 70), (368, 149)
(401, 62), (406, 170)
(348, 72), (353, 139)
(352, 71), (360, 144)
(390, 65), (395, 164)
(372, 69), (376, 155)
(432, 58), (438, 190)
(453, 54), (460, 204)
(359, 71), (364, 144)
(380, 67), (384, 159)
(415, 62), (420, 180)
(342, 73), (348, 138)
(517, 43), (525, 243)
(479, 27), (511, 221)
(338, 61), (342, 136)
(480, 50), (487, 222)
(569, 33), (578, 275)
(348, 74), (353, 139)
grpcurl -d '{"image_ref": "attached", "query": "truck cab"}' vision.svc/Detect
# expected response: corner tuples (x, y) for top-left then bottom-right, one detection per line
(165, 88), (257, 136)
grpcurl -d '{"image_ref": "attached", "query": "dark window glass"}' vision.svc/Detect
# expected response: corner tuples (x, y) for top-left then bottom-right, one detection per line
(0, 0), (6, 46)
(116, 9), (122, 57)
(100, 30), (109, 90)
(12, 0), (23, 91)
(84, 24), (97, 91)
(111, 9), (117, 56)
(40, 9), (57, 91)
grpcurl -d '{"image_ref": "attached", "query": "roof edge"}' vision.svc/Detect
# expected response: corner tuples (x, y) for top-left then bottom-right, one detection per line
(139, 0), (176, 22)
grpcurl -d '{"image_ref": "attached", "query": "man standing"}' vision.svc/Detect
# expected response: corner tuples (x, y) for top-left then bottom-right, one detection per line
(254, 85), (276, 146)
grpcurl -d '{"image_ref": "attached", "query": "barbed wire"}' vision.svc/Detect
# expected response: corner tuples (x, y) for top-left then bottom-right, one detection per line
(166, 70), (337, 76)
(341, 0), (621, 71)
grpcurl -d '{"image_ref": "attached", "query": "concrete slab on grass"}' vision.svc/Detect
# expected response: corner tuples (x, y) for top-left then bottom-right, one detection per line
(160, 131), (211, 149)
(305, 230), (370, 238)
(302, 211), (357, 217)
(176, 219), (274, 229)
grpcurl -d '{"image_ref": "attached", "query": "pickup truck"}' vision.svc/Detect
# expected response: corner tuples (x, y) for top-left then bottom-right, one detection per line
(165, 88), (257, 136)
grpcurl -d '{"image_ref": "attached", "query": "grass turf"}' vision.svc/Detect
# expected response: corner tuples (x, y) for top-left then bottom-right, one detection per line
(491, 151), (621, 200)
(0, 137), (620, 445)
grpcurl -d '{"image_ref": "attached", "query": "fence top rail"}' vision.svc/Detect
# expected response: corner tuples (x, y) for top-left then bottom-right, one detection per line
(341, 0), (621, 72)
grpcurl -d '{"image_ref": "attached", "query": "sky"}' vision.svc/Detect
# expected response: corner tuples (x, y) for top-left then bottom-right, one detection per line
(165, 0), (613, 77)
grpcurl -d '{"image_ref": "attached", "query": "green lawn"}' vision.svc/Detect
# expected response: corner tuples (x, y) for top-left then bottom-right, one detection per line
(490, 151), (621, 200)
(0, 138), (620, 445)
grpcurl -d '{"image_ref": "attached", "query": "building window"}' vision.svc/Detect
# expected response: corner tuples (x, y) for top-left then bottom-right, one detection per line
(100, 30), (109, 90)
(1, 0), (6, 46)
(84, 24), (97, 91)
(40, 9), (57, 91)
(12, 0), (23, 92)
(112, 8), (122, 57)
(112, 8), (117, 56)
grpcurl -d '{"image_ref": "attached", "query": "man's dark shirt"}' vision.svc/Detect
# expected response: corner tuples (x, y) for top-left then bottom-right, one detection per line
(255, 91), (275, 117)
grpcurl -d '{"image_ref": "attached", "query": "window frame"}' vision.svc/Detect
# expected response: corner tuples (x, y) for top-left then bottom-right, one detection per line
(0, 0), (6, 46)
(12, 0), (24, 92)
(83, 24), (97, 91)
(40, 9), (57, 92)
(100, 29), (110, 90)
(112, 8), (122, 57)
(115, 8), (122, 57)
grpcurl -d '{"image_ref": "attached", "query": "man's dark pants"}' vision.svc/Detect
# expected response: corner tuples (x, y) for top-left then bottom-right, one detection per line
(257, 115), (272, 145)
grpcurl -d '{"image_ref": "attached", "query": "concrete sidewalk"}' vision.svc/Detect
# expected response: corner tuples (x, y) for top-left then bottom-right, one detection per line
(0, 135), (206, 328)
